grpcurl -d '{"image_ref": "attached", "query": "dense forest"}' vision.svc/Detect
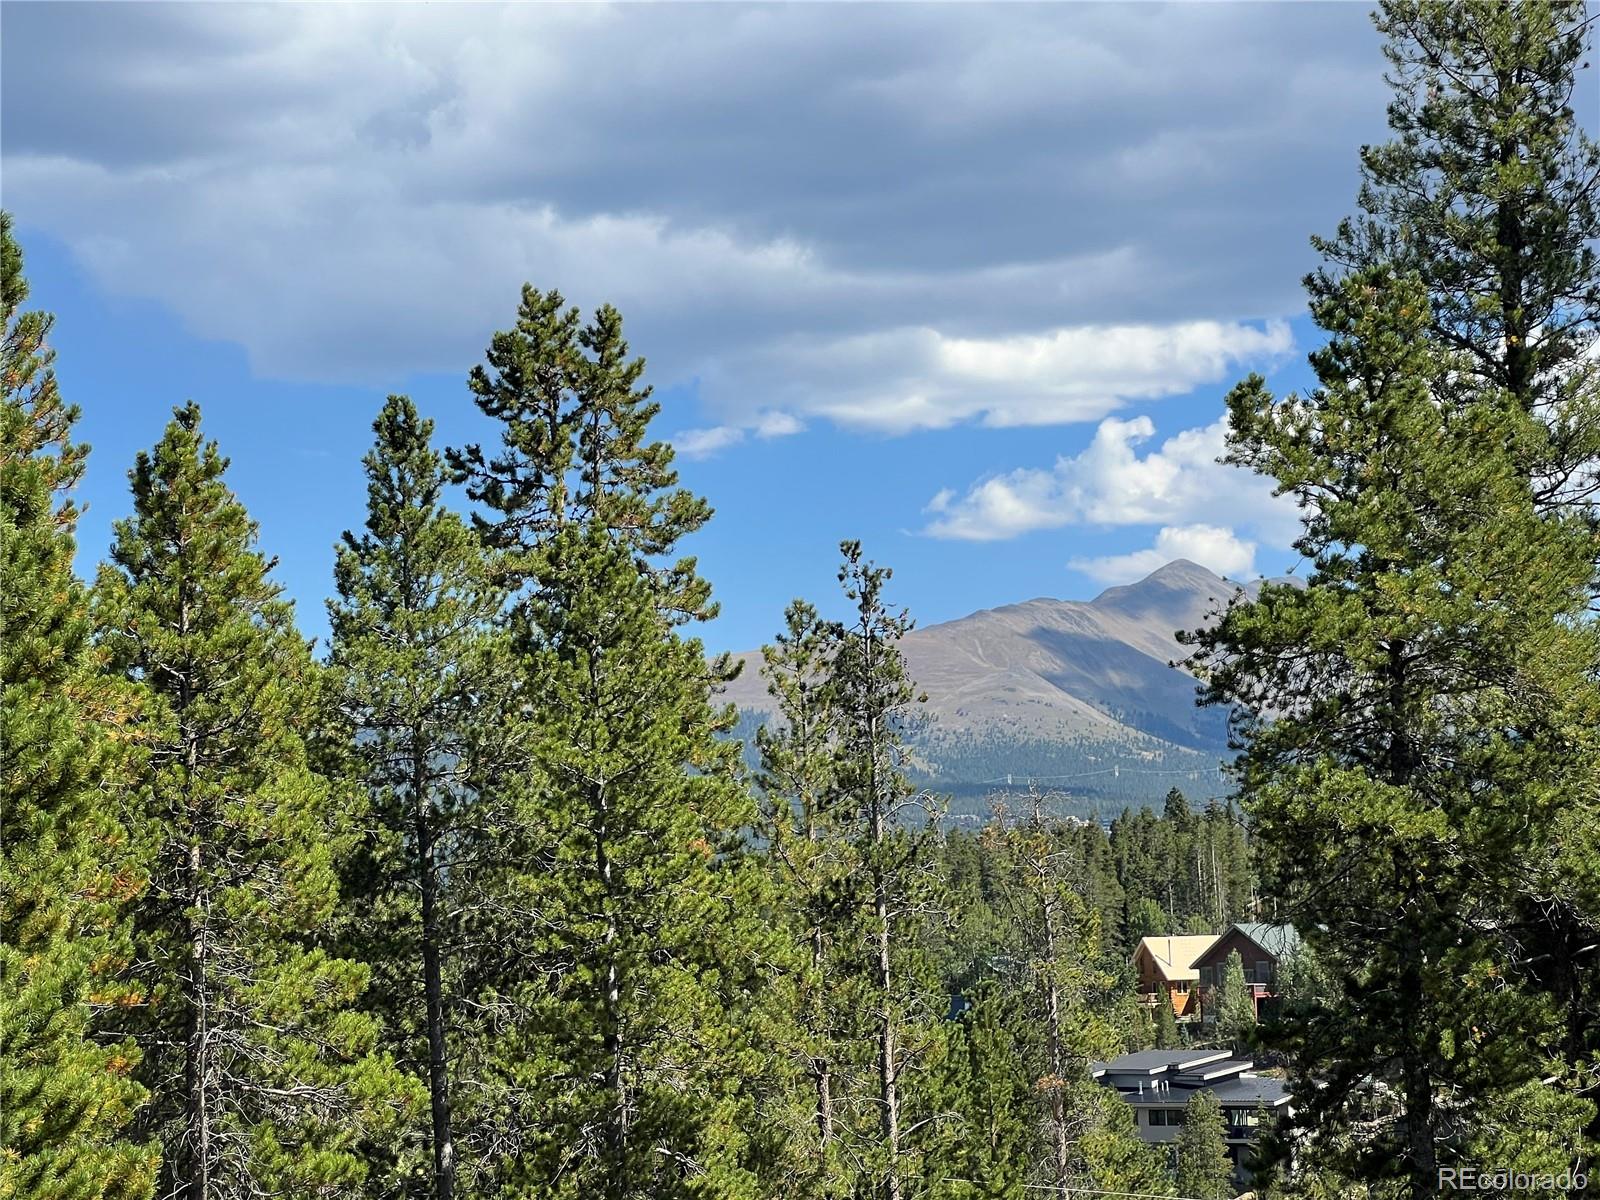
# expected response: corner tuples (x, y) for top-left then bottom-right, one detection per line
(4, 3), (1600, 1199)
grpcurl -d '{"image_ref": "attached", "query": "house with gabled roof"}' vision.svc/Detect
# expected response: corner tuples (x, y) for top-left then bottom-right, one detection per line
(1131, 934), (1217, 1020)
(1192, 922), (1301, 1023)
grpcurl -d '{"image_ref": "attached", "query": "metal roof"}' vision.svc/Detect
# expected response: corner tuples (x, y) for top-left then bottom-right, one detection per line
(1193, 922), (1302, 965)
(1134, 934), (1219, 981)
(1109, 1074), (1292, 1109)
(1093, 1048), (1233, 1075)
(1173, 1058), (1254, 1082)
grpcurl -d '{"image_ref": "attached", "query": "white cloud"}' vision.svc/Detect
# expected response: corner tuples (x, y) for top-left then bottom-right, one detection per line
(923, 412), (1299, 540)
(1070, 524), (1257, 584)
(748, 319), (1293, 434)
(671, 408), (805, 460)
(752, 410), (804, 438)
(673, 425), (748, 460)
(2, 2), (1398, 432)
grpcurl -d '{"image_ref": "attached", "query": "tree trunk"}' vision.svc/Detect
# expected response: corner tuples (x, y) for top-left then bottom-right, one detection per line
(182, 834), (211, 1200)
(1043, 896), (1071, 1198)
(865, 633), (901, 1200)
(874, 851), (901, 1200)
(812, 922), (834, 1147)
(595, 781), (627, 1183)
(414, 740), (456, 1200)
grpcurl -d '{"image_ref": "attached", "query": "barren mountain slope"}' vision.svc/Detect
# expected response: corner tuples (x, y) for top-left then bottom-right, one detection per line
(720, 559), (1253, 755)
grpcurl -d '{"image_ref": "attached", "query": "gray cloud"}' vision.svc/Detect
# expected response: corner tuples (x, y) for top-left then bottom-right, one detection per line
(2, 1), (1392, 431)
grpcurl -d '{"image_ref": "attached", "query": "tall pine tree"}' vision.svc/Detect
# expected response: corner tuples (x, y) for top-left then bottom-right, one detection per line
(449, 286), (777, 1196)
(1185, 268), (1600, 1195)
(328, 395), (518, 1199)
(1320, 1), (1600, 1130)
(826, 542), (951, 1200)
(490, 522), (770, 1197)
(95, 403), (414, 1198)
(753, 599), (856, 1197)
(0, 213), (157, 1199)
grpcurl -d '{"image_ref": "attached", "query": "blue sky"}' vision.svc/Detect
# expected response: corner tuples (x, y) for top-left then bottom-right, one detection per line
(2, 2), (1433, 654)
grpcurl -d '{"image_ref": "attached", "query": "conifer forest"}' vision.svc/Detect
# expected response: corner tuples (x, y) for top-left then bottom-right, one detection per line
(3, 3), (1600, 1199)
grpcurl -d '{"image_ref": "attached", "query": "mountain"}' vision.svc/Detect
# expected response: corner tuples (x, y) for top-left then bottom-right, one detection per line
(719, 560), (1263, 813)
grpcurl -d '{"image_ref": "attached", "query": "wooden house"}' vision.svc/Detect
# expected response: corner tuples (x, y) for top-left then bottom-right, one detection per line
(1192, 922), (1301, 1022)
(1131, 934), (1217, 1019)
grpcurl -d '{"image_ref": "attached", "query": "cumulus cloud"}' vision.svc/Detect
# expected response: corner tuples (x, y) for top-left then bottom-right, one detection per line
(923, 412), (1299, 541)
(1, 2), (1395, 430)
(725, 319), (1292, 433)
(1071, 524), (1258, 584)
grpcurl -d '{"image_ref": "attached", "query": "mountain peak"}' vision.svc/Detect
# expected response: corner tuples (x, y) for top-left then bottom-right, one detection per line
(1089, 558), (1237, 613)
(1146, 557), (1224, 583)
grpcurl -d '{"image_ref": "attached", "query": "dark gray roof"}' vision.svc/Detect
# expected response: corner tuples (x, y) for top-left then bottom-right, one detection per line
(1173, 1059), (1253, 1082)
(1111, 1074), (1291, 1109)
(1093, 1048), (1232, 1075)
(1208, 1075), (1292, 1107)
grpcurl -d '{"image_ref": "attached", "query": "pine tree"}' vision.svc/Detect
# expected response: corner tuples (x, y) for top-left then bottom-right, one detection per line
(328, 396), (519, 1199)
(488, 522), (768, 1198)
(1214, 950), (1254, 1051)
(983, 789), (1121, 1196)
(1154, 997), (1180, 1052)
(1311, 0), (1600, 515)
(1311, 11), (1600, 1129)
(1184, 267), (1600, 1194)
(1174, 1092), (1233, 1200)
(1077, 1092), (1175, 1199)
(95, 403), (414, 1198)
(0, 213), (157, 1198)
(753, 599), (853, 1197)
(446, 286), (714, 619)
(922, 991), (1033, 1200)
(826, 541), (951, 1200)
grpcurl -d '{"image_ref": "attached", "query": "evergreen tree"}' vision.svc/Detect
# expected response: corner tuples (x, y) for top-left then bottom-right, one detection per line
(1076, 1093), (1175, 1199)
(1312, 5), (1600, 1139)
(1184, 266), (1600, 1194)
(328, 396), (518, 1199)
(1311, 0), (1600, 516)
(95, 403), (413, 1198)
(983, 789), (1121, 1195)
(1154, 998), (1180, 1052)
(1174, 1092), (1233, 1200)
(1130, 1004), (1156, 1054)
(826, 541), (951, 1200)
(446, 286), (713, 620)
(445, 286), (777, 1194)
(488, 522), (770, 1198)
(1126, 898), (1168, 944)
(1214, 950), (1255, 1050)
(0, 212), (157, 1198)
(922, 992), (1033, 1200)
(753, 599), (853, 1197)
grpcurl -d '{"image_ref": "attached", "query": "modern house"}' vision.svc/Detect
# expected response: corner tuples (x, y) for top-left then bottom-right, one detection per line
(1091, 1048), (1292, 1185)
(1132, 934), (1216, 1020)
(1191, 922), (1301, 1022)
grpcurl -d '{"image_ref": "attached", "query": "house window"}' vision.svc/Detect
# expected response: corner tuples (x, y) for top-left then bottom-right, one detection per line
(1147, 1108), (1183, 1127)
(1224, 1108), (1264, 1129)
(1174, 981), (1189, 994)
